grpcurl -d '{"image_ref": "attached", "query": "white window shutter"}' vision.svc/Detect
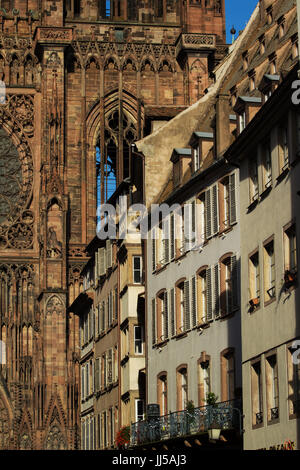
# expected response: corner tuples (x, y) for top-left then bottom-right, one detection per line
(229, 173), (237, 225)
(106, 240), (112, 269)
(170, 288), (175, 337)
(214, 263), (220, 318)
(152, 298), (156, 345)
(212, 184), (219, 235)
(231, 254), (239, 310)
(205, 190), (212, 239)
(206, 267), (213, 321)
(191, 276), (197, 328)
(99, 248), (105, 276)
(164, 218), (170, 264)
(152, 229), (156, 272)
(163, 291), (168, 340)
(184, 279), (190, 331)
(170, 213), (175, 260)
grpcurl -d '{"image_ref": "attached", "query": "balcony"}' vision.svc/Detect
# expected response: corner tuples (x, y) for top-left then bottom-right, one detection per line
(130, 399), (242, 448)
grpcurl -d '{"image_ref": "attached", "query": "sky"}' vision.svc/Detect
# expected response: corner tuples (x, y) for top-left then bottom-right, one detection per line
(226, 0), (259, 43)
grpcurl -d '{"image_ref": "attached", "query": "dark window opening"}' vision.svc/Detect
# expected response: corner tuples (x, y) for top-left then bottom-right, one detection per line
(74, 0), (80, 17)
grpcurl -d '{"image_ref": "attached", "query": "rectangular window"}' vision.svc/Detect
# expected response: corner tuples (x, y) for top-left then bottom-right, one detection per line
(239, 111), (246, 132)
(278, 125), (289, 172)
(198, 270), (207, 323)
(249, 157), (259, 203)
(251, 361), (263, 426)
(263, 239), (275, 302)
(133, 256), (142, 284)
(135, 399), (145, 422)
(262, 140), (272, 190)
(249, 251), (260, 309)
(287, 346), (300, 416)
(177, 367), (188, 411)
(194, 145), (200, 172)
(134, 325), (143, 355)
(199, 360), (211, 405)
(284, 224), (297, 274)
(266, 354), (279, 421)
(158, 374), (168, 416)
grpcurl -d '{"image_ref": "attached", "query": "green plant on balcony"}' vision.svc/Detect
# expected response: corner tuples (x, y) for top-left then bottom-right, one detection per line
(206, 392), (218, 407)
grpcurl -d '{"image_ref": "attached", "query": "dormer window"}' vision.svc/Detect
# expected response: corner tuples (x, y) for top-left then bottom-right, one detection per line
(188, 132), (214, 174)
(258, 74), (280, 104)
(259, 35), (265, 55)
(269, 54), (277, 75)
(278, 16), (285, 39)
(249, 70), (256, 91)
(267, 6), (273, 25)
(233, 96), (262, 135)
(170, 148), (192, 188)
(243, 52), (249, 71)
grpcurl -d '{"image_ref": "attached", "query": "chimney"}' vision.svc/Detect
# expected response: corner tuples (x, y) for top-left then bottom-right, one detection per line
(215, 93), (230, 157)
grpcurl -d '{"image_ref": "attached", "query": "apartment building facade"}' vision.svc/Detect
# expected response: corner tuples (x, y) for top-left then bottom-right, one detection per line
(226, 65), (300, 450)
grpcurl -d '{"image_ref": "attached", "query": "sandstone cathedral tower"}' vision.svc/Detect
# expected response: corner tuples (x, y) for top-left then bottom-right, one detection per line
(0, 0), (226, 449)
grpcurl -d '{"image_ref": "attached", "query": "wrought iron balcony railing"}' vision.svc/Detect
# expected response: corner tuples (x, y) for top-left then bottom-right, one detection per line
(130, 399), (242, 447)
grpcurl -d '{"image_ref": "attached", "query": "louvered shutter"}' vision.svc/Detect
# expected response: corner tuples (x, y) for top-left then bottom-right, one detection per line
(206, 267), (213, 321)
(191, 276), (197, 327)
(214, 263), (220, 318)
(103, 353), (107, 388)
(212, 184), (219, 235)
(164, 218), (170, 264)
(95, 251), (99, 279)
(106, 240), (112, 269)
(191, 200), (196, 249)
(99, 248), (105, 276)
(93, 360), (95, 393)
(170, 288), (175, 336)
(170, 214), (175, 260)
(184, 280), (190, 331)
(95, 358), (99, 391)
(231, 254), (238, 310)
(114, 287), (118, 321)
(152, 229), (156, 272)
(99, 357), (102, 390)
(163, 291), (168, 340)
(152, 298), (156, 345)
(205, 190), (212, 239)
(229, 173), (237, 225)
(81, 366), (85, 399)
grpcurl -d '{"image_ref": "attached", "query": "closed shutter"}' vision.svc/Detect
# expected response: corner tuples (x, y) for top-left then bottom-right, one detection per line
(108, 349), (113, 384)
(103, 353), (107, 388)
(81, 366), (85, 399)
(164, 218), (170, 264)
(191, 276), (197, 328)
(170, 213), (175, 260)
(99, 248), (105, 276)
(170, 288), (175, 336)
(152, 229), (156, 272)
(95, 358), (99, 391)
(163, 291), (168, 340)
(114, 287), (118, 321)
(212, 184), (219, 235)
(99, 357), (102, 390)
(184, 280), (190, 331)
(214, 263), (220, 318)
(106, 240), (112, 269)
(205, 190), (212, 239)
(95, 251), (99, 279)
(152, 298), (156, 345)
(206, 267), (213, 321)
(231, 254), (238, 310)
(191, 199), (196, 249)
(229, 173), (237, 225)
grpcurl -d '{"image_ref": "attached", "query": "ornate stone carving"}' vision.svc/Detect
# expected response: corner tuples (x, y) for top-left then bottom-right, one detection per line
(45, 424), (66, 450)
(45, 295), (64, 317)
(0, 397), (9, 449)
(47, 227), (62, 258)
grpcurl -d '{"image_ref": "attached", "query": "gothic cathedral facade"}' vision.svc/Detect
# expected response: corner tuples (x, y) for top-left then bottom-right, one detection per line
(0, 0), (225, 449)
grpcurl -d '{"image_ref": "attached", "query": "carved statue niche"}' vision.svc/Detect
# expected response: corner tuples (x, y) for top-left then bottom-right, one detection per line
(46, 199), (63, 259)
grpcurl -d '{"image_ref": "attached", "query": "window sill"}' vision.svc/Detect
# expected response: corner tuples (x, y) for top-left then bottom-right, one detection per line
(175, 331), (188, 340)
(249, 304), (260, 314)
(267, 418), (280, 426)
(155, 339), (169, 348)
(264, 297), (276, 308)
(247, 198), (259, 213)
(260, 185), (272, 200)
(155, 264), (168, 275)
(197, 321), (210, 330)
(175, 251), (187, 262)
(252, 422), (264, 430)
(276, 166), (289, 183)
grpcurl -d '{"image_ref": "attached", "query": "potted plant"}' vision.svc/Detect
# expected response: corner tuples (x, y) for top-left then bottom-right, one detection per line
(185, 400), (196, 434)
(206, 393), (221, 441)
(115, 425), (130, 449)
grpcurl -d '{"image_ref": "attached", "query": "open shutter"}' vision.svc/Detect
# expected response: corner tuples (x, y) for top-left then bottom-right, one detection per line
(170, 213), (175, 260)
(95, 358), (99, 392)
(184, 280), (190, 331)
(164, 218), (170, 264)
(163, 291), (168, 340)
(93, 360), (95, 394)
(152, 229), (156, 272)
(170, 288), (175, 337)
(191, 276), (197, 328)
(205, 190), (212, 239)
(206, 267), (213, 321)
(152, 298), (156, 345)
(99, 248), (105, 276)
(114, 287), (118, 322)
(106, 240), (112, 269)
(229, 173), (237, 225)
(212, 184), (219, 235)
(95, 251), (99, 279)
(191, 199), (196, 249)
(231, 254), (238, 310)
(214, 263), (220, 318)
